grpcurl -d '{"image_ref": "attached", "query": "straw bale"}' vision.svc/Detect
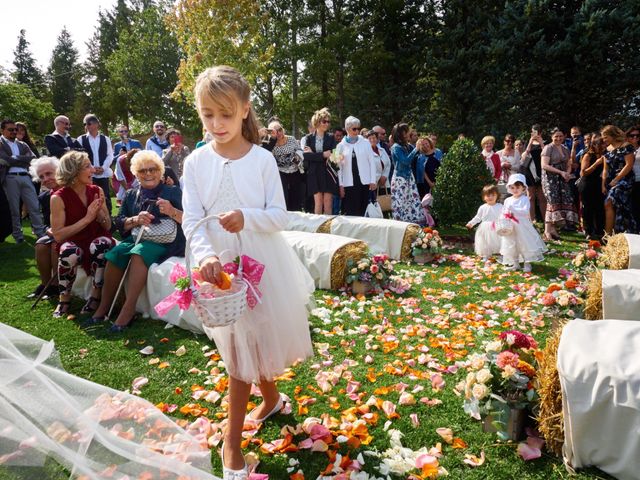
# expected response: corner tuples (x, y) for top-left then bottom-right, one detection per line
(401, 224), (421, 261)
(584, 270), (603, 320)
(317, 218), (333, 234)
(330, 241), (369, 290)
(536, 323), (566, 456)
(599, 234), (629, 270)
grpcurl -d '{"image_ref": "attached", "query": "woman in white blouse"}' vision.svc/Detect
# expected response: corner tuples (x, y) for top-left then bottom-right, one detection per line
(497, 133), (521, 183)
(366, 130), (391, 189)
(337, 116), (377, 216)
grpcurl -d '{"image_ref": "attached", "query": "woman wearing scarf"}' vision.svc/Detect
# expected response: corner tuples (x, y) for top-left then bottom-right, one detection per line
(88, 151), (185, 332)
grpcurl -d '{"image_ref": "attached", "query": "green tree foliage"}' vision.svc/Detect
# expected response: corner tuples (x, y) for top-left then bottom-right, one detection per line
(0, 82), (55, 135)
(432, 139), (494, 226)
(48, 28), (80, 115)
(11, 29), (47, 99)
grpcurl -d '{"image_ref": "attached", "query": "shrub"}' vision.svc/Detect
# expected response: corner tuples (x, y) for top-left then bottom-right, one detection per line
(432, 139), (495, 226)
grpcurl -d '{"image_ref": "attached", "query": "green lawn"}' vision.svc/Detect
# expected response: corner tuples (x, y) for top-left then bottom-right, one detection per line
(0, 223), (613, 480)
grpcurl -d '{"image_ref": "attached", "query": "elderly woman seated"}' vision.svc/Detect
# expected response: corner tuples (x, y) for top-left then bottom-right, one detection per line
(88, 150), (185, 332)
(27, 156), (62, 299)
(50, 152), (115, 318)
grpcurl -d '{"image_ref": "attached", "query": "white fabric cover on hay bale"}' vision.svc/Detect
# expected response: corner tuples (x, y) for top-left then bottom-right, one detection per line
(626, 233), (640, 269)
(329, 215), (418, 260)
(286, 211), (334, 233)
(281, 230), (368, 290)
(559, 319), (640, 480)
(602, 269), (640, 320)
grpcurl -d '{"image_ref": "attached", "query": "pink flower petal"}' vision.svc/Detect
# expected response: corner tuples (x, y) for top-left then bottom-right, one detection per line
(436, 427), (453, 444)
(517, 441), (542, 461)
(410, 413), (420, 428)
(415, 454), (438, 469)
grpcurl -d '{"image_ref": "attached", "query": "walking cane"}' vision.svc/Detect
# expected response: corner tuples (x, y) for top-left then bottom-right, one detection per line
(107, 225), (145, 320)
(30, 273), (58, 310)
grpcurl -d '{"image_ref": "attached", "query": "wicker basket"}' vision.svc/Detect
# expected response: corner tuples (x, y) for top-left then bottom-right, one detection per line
(494, 217), (514, 236)
(185, 214), (248, 328)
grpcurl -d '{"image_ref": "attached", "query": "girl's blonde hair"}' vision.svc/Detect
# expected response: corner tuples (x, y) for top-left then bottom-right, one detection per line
(194, 65), (260, 145)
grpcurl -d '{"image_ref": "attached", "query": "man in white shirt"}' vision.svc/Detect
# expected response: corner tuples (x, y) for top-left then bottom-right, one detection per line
(145, 120), (169, 157)
(0, 119), (44, 243)
(77, 114), (114, 213)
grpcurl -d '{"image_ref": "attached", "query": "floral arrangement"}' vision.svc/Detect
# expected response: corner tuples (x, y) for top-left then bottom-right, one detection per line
(328, 148), (342, 173)
(537, 282), (582, 318)
(571, 240), (601, 278)
(456, 330), (540, 438)
(411, 227), (443, 258)
(345, 254), (394, 291)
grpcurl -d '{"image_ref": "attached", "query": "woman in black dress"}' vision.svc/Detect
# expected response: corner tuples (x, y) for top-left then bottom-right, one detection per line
(521, 125), (546, 223)
(579, 134), (605, 240)
(302, 108), (337, 214)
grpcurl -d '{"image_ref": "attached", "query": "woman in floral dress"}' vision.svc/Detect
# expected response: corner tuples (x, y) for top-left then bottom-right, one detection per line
(601, 125), (637, 234)
(390, 123), (425, 225)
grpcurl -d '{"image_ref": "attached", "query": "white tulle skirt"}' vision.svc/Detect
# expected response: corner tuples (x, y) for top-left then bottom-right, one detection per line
(500, 219), (547, 264)
(474, 221), (502, 257)
(200, 226), (314, 384)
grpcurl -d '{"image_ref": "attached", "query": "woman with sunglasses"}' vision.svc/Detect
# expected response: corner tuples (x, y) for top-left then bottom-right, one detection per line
(302, 108), (338, 214)
(497, 134), (520, 183)
(88, 151), (185, 332)
(625, 126), (640, 228)
(336, 116), (377, 216)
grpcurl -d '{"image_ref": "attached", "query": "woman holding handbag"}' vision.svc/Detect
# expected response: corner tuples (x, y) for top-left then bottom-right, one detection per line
(88, 151), (185, 332)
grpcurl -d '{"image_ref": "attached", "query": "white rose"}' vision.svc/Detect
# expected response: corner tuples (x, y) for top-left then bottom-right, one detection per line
(476, 368), (493, 384)
(472, 383), (489, 400)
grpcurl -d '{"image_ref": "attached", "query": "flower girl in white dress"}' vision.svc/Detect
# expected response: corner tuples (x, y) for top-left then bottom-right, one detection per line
(466, 184), (503, 261)
(181, 66), (314, 479)
(500, 174), (547, 272)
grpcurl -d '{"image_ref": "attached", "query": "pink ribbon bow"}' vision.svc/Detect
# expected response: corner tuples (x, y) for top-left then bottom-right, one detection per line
(503, 212), (520, 224)
(155, 288), (194, 317)
(223, 255), (265, 309)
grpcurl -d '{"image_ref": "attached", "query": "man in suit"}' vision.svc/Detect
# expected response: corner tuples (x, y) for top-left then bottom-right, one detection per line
(77, 114), (114, 213)
(0, 119), (45, 243)
(113, 124), (142, 160)
(44, 115), (83, 158)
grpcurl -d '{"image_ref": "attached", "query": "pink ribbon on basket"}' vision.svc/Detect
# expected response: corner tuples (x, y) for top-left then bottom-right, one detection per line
(223, 255), (265, 309)
(155, 263), (196, 316)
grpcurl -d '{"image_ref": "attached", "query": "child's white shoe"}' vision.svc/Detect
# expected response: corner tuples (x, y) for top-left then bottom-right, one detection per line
(523, 263), (532, 273)
(505, 263), (520, 271)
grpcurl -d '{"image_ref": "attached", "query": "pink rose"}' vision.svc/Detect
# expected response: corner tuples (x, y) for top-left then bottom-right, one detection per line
(540, 293), (556, 306)
(370, 264), (379, 274)
(585, 249), (598, 259)
(496, 351), (520, 369)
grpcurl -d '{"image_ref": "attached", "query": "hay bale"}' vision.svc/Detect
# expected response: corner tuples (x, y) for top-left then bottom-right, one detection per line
(401, 224), (421, 261)
(317, 217), (333, 234)
(537, 323), (566, 456)
(330, 241), (369, 290)
(584, 270), (603, 320)
(599, 234), (629, 270)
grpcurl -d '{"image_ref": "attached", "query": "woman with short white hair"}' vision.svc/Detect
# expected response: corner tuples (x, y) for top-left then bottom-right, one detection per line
(27, 156), (61, 300)
(337, 116), (378, 216)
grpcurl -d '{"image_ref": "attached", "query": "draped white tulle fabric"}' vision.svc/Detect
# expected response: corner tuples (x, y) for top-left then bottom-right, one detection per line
(0, 322), (219, 479)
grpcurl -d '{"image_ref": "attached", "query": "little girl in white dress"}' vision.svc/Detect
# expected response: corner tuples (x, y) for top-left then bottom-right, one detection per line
(181, 66), (314, 479)
(500, 174), (547, 272)
(466, 184), (503, 261)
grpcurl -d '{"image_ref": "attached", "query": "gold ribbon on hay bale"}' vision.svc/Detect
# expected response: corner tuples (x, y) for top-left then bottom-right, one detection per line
(317, 218), (333, 234)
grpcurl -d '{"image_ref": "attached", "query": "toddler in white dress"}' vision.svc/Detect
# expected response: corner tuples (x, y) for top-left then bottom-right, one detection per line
(500, 174), (547, 272)
(466, 184), (503, 261)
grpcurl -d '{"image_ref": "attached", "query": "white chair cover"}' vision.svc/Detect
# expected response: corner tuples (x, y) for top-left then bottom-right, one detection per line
(559, 319), (640, 480)
(625, 233), (640, 269)
(286, 211), (334, 233)
(0, 322), (219, 479)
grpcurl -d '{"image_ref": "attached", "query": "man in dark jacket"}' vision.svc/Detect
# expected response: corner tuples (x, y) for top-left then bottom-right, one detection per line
(44, 115), (83, 159)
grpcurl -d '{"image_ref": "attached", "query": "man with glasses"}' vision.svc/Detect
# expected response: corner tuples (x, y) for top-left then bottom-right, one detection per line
(145, 121), (169, 157)
(77, 114), (114, 212)
(44, 115), (83, 159)
(0, 118), (45, 243)
(113, 124), (142, 160)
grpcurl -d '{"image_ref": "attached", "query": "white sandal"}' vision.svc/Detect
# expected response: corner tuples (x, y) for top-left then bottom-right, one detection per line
(245, 394), (284, 424)
(220, 442), (248, 480)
